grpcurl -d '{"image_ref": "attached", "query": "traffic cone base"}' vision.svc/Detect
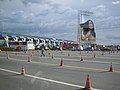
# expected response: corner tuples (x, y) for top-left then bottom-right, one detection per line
(85, 75), (92, 90)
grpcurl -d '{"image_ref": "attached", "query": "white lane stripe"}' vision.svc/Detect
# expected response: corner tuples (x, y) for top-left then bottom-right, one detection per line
(0, 68), (99, 90)
(63, 58), (120, 65)
(55, 55), (120, 60)
(36, 56), (120, 65)
(1, 53), (120, 65)
(1, 57), (105, 71)
(2, 51), (120, 59)
(1, 57), (120, 73)
(0, 68), (20, 74)
(84, 60), (120, 65)
(45, 56), (120, 65)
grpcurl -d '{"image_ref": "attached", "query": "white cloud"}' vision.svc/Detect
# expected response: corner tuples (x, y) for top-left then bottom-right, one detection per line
(0, 0), (78, 40)
(80, 0), (84, 3)
(90, 4), (120, 44)
(1, 0), (119, 44)
(95, 15), (120, 44)
(90, 5), (109, 20)
(112, 1), (120, 4)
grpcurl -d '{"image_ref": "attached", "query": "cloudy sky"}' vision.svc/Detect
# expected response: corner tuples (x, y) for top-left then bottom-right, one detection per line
(0, 0), (120, 44)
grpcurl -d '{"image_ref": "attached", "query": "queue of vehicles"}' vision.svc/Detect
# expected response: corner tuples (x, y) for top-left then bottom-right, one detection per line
(0, 34), (78, 51)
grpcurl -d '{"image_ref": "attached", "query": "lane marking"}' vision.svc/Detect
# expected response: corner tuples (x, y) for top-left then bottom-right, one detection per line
(21, 55), (120, 65)
(96, 57), (120, 60)
(17, 55), (120, 65)
(0, 56), (120, 73)
(62, 58), (120, 65)
(0, 68), (99, 90)
(1, 53), (120, 65)
(3, 52), (120, 61)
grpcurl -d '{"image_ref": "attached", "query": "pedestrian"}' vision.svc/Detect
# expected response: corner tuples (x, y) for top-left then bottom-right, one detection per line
(41, 48), (45, 57)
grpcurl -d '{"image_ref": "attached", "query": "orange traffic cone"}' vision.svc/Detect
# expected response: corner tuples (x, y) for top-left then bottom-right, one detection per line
(109, 62), (113, 72)
(85, 75), (92, 90)
(60, 58), (63, 66)
(21, 66), (25, 75)
(28, 56), (31, 62)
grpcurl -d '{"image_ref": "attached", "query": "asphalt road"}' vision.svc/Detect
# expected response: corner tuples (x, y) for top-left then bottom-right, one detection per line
(0, 50), (120, 90)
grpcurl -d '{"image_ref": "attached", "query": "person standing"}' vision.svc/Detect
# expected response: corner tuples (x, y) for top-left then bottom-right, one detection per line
(41, 48), (45, 57)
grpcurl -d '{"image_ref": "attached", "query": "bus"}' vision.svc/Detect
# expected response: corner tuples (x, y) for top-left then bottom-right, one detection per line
(9, 41), (35, 51)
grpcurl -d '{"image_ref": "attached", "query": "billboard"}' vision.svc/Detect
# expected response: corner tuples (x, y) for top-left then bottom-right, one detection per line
(80, 20), (96, 42)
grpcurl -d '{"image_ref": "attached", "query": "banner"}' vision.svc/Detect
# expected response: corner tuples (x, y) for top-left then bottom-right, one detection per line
(80, 20), (96, 42)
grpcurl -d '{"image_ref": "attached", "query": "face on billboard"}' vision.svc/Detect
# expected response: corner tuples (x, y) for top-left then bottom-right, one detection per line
(88, 20), (93, 29)
(81, 20), (96, 41)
